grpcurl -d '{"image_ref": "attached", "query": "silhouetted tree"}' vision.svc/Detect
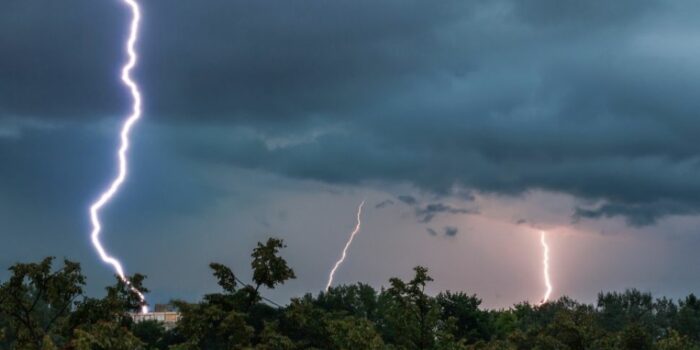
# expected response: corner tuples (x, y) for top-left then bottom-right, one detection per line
(4, 241), (700, 349)
(0, 257), (146, 349)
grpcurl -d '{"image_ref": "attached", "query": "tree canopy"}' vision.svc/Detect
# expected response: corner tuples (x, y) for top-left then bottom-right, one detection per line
(1, 238), (699, 349)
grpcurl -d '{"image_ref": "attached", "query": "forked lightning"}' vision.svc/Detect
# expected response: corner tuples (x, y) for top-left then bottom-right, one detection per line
(539, 231), (552, 305)
(88, 0), (147, 313)
(326, 201), (365, 291)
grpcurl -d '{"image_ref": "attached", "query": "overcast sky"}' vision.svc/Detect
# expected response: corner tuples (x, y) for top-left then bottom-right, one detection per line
(3, 0), (700, 308)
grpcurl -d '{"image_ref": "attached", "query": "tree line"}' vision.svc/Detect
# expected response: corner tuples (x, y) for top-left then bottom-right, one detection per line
(1, 237), (700, 349)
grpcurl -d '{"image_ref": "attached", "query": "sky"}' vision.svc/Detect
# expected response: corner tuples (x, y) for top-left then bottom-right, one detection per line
(2, 0), (700, 308)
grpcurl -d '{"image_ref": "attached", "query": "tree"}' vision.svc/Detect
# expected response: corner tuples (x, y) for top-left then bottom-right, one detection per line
(675, 294), (700, 341)
(251, 238), (296, 290)
(619, 323), (653, 350)
(255, 321), (295, 350)
(6, 246), (700, 349)
(382, 266), (438, 350)
(316, 283), (379, 320)
(654, 296), (678, 336)
(173, 300), (254, 349)
(280, 295), (331, 349)
(210, 262), (238, 294)
(436, 291), (492, 344)
(490, 310), (517, 340)
(0, 257), (148, 349)
(71, 321), (144, 350)
(0, 257), (84, 348)
(171, 238), (295, 349)
(326, 316), (384, 350)
(657, 329), (699, 350)
(597, 289), (654, 334)
(131, 320), (166, 349)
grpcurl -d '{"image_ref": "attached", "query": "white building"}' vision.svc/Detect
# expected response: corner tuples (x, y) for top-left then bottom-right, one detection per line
(131, 304), (181, 330)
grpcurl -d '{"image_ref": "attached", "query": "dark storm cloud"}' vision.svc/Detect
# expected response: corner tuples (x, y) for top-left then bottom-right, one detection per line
(512, 0), (660, 27)
(573, 201), (695, 228)
(393, 194), (475, 222)
(415, 204), (476, 224)
(0, 1), (126, 119)
(4, 0), (700, 225)
(397, 196), (417, 206)
(426, 226), (459, 237)
(1, 0), (473, 123)
(444, 226), (459, 237)
(375, 199), (394, 209)
(0, 125), (219, 226)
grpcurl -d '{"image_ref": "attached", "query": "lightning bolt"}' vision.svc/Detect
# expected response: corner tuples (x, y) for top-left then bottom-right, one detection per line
(88, 0), (147, 313)
(539, 231), (552, 305)
(326, 200), (365, 291)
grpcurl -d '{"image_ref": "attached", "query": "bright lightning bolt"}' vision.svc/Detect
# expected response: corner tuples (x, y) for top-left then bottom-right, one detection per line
(326, 200), (366, 291)
(539, 231), (552, 305)
(88, 0), (147, 313)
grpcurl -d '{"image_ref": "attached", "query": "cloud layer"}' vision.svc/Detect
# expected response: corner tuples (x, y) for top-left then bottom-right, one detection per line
(4, 0), (700, 227)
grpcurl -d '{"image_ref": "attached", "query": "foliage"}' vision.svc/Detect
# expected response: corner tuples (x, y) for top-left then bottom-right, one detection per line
(0, 257), (146, 349)
(3, 239), (700, 349)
